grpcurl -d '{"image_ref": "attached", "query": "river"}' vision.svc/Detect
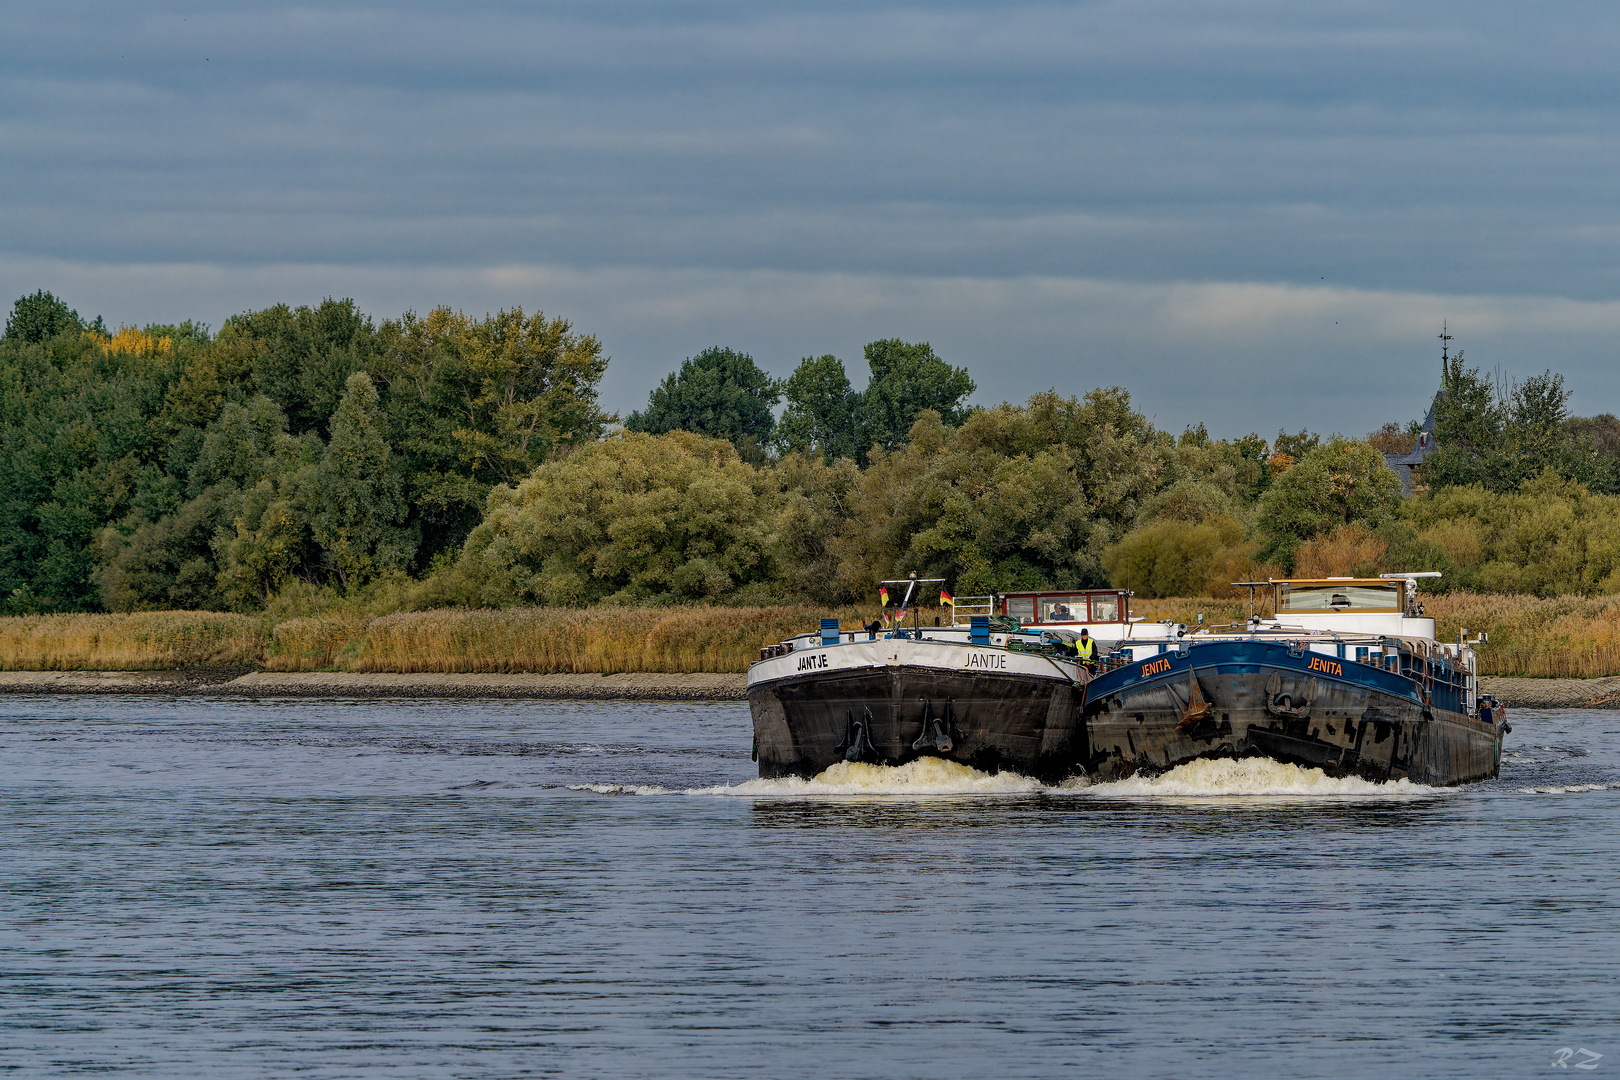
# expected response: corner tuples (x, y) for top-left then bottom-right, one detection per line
(2, 696), (1617, 1078)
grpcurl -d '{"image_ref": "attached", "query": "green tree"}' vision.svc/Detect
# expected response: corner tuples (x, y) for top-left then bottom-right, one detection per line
(219, 298), (376, 436)
(0, 294), (612, 613)
(626, 347), (780, 461)
(303, 372), (415, 589)
(771, 450), (862, 602)
(776, 354), (860, 462)
(435, 430), (777, 606)
(216, 499), (309, 609)
(371, 305), (612, 565)
(857, 339), (975, 460)
(96, 486), (241, 611)
(1389, 473), (1620, 596)
(0, 329), (187, 612)
(1273, 428), (1320, 460)
(186, 396), (289, 495)
(1421, 356), (1608, 492)
(1257, 437), (1405, 566)
(1102, 515), (1247, 598)
(1422, 352), (1505, 489)
(4, 291), (82, 343)
(828, 394), (1161, 599)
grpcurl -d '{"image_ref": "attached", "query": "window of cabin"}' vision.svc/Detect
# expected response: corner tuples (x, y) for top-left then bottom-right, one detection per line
(1276, 583), (1401, 613)
(1042, 597), (1081, 622)
(1089, 594), (1120, 622)
(1006, 596), (1035, 624)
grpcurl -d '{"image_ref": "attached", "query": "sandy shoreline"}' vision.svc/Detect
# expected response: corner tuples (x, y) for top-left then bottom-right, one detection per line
(0, 668), (1617, 707)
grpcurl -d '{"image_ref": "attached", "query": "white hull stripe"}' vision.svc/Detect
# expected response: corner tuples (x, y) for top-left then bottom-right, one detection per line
(747, 640), (1078, 689)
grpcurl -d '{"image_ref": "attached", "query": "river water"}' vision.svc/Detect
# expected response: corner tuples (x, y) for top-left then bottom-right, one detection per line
(2, 696), (1617, 1079)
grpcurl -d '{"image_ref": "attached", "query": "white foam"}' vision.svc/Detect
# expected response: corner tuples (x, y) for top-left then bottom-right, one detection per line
(1085, 756), (1441, 799)
(691, 757), (1050, 797)
(1514, 783), (1616, 794)
(566, 782), (676, 796)
(572, 756), (1450, 800)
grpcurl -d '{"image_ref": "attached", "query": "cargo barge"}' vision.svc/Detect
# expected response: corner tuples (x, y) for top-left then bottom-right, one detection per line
(1081, 574), (1510, 786)
(748, 578), (1176, 782)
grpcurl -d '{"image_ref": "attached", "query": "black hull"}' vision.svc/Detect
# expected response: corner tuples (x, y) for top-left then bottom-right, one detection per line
(1084, 664), (1504, 786)
(750, 666), (1084, 784)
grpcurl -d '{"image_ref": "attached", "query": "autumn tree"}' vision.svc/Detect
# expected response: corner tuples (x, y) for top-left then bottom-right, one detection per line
(1257, 438), (1405, 566)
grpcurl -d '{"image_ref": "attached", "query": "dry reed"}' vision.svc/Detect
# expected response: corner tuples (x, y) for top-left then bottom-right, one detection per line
(0, 603), (923, 675)
(12, 593), (1617, 678)
(263, 616), (369, 671)
(0, 612), (264, 670)
(355, 604), (928, 674)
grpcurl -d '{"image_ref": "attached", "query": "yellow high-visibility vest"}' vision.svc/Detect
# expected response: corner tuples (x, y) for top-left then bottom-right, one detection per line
(1076, 638), (1094, 660)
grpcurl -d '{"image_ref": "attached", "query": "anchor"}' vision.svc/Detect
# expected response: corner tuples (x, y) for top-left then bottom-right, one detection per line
(1175, 668), (1215, 733)
(1263, 671), (1317, 719)
(912, 698), (964, 754)
(835, 707), (877, 763)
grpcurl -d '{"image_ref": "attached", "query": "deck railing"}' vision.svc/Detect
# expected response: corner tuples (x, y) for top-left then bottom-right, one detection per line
(950, 596), (996, 627)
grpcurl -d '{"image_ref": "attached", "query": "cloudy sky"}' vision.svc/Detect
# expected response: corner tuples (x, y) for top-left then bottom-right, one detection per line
(5, 0), (1620, 437)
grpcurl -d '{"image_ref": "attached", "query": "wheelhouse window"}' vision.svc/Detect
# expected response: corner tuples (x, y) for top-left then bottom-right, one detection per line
(1042, 596), (1082, 622)
(1276, 582), (1402, 613)
(1005, 596), (1035, 624)
(1089, 594), (1120, 622)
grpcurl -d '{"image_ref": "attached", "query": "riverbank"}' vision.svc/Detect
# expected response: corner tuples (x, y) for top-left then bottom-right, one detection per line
(0, 669), (1614, 708)
(0, 669), (750, 700)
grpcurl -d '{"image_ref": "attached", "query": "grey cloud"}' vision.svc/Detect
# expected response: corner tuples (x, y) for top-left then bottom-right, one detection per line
(3, 0), (1619, 434)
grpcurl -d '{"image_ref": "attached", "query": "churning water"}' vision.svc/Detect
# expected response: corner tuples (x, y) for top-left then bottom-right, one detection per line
(2, 696), (1618, 1078)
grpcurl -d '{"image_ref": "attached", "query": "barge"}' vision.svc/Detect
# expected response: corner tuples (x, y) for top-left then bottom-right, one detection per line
(747, 578), (1175, 782)
(1081, 574), (1510, 786)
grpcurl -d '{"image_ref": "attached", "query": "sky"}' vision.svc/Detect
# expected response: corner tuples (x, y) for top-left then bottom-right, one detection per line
(5, 0), (1620, 438)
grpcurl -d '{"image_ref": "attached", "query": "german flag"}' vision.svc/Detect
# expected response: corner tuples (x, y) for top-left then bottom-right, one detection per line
(940, 589), (955, 606)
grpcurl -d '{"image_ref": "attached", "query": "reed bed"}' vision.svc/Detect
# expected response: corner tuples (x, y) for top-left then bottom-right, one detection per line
(263, 616), (370, 672)
(9, 595), (1620, 678)
(1424, 593), (1620, 678)
(355, 605), (930, 674)
(0, 612), (264, 670)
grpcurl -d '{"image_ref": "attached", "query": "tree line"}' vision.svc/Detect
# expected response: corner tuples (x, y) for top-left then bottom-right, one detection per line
(7, 287), (1620, 616)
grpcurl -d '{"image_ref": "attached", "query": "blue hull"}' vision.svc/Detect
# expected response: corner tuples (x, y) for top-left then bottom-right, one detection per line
(1082, 640), (1504, 785)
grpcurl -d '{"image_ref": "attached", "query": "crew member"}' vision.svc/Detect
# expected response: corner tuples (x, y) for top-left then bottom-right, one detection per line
(1075, 628), (1096, 670)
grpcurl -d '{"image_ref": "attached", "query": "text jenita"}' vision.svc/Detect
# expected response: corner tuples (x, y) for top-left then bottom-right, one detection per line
(1308, 656), (1344, 676)
(1140, 657), (1173, 677)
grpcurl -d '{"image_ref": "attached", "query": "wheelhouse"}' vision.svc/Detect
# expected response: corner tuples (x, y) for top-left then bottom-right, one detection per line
(1273, 578), (1407, 616)
(998, 590), (1130, 627)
